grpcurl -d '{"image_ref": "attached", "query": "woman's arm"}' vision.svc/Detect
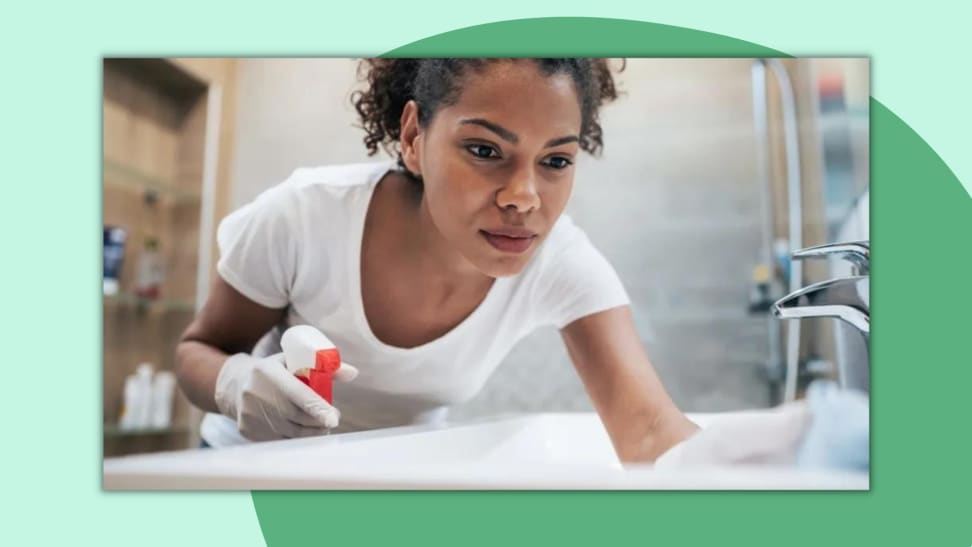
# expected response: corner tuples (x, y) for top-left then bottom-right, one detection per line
(175, 275), (286, 413)
(561, 305), (699, 463)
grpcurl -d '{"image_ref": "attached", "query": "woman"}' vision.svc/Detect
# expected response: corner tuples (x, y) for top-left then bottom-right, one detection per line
(175, 58), (699, 462)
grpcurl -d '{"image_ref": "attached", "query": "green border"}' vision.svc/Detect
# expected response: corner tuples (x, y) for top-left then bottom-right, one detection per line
(251, 18), (972, 546)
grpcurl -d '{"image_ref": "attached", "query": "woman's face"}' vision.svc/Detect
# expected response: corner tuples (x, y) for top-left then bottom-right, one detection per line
(403, 60), (583, 278)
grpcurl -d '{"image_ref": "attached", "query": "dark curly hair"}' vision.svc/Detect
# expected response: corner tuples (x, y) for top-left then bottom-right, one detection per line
(351, 58), (623, 181)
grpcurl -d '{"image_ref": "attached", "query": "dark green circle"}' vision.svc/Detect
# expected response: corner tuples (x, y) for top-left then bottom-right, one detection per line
(254, 17), (972, 547)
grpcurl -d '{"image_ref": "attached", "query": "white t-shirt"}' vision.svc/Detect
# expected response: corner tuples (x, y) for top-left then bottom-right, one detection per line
(200, 161), (630, 447)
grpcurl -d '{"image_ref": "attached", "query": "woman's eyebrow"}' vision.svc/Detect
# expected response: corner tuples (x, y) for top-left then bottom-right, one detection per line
(459, 118), (580, 148)
(544, 135), (579, 148)
(460, 118), (518, 143)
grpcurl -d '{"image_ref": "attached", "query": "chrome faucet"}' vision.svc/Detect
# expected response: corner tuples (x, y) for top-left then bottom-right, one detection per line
(772, 240), (870, 394)
(773, 276), (869, 341)
(772, 240), (870, 340)
(791, 240), (869, 276)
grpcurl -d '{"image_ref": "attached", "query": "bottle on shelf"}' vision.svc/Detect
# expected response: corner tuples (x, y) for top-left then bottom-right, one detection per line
(150, 371), (176, 429)
(134, 237), (165, 300)
(118, 363), (154, 431)
(103, 226), (127, 296)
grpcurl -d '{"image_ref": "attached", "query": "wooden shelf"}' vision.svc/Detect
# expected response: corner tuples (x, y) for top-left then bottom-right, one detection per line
(105, 58), (207, 104)
(103, 159), (201, 205)
(104, 424), (190, 438)
(103, 58), (214, 456)
(104, 292), (195, 314)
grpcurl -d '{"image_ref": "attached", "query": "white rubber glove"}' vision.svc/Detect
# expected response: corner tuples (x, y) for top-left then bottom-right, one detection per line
(214, 352), (359, 442)
(654, 401), (812, 468)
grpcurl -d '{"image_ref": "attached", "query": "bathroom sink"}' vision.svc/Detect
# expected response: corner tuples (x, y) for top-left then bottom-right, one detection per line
(103, 412), (868, 490)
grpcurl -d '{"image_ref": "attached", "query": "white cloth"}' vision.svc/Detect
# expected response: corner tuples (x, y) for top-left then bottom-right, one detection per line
(201, 161), (630, 447)
(653, 403), (812, 468)
(654, 382), (869, 472)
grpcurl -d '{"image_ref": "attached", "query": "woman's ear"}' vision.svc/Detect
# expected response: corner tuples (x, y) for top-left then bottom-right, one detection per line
(399, 100), (423, 177)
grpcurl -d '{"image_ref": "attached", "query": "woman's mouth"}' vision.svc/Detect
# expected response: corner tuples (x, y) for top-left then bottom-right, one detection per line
(480, 228), (537, 254)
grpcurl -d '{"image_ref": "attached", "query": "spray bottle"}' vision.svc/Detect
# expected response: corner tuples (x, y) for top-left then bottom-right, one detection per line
(280, 325), (342, 404)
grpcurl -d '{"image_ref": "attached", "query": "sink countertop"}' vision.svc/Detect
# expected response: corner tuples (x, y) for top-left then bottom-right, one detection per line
(103, 412), (869, 490)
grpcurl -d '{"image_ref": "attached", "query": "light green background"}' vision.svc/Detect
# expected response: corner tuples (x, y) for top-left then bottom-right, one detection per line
(1, 2), (967, 546)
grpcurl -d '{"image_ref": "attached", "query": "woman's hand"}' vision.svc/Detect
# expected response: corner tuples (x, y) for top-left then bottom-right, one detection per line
(214, 352), (359, 441)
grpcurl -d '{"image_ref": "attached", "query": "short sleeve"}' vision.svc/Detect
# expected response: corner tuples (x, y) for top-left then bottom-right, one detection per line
(540, 232), (631, 329)
(216, 184), (299, 309)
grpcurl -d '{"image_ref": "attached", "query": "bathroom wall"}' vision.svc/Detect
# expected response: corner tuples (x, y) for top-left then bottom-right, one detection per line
(229, 59), (373, 206)
(229, 58), (780, 416)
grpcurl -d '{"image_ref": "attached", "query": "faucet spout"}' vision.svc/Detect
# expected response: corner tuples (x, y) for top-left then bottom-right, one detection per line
(772, 276), (869, 340)
(792, 241), (870, 275)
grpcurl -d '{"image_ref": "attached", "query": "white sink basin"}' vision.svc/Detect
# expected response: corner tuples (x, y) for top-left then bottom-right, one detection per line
(103, 412), (868, 490)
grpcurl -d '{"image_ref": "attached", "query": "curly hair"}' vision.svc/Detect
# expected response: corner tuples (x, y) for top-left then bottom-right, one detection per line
(351, 58), (623, 180)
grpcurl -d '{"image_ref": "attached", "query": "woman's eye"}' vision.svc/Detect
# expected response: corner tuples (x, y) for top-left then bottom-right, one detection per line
(543, 156), (573, 169)
(466, 144), (500, 159)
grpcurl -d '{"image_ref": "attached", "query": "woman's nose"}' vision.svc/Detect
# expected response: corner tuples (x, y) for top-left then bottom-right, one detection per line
(495, 170), (541, 213)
